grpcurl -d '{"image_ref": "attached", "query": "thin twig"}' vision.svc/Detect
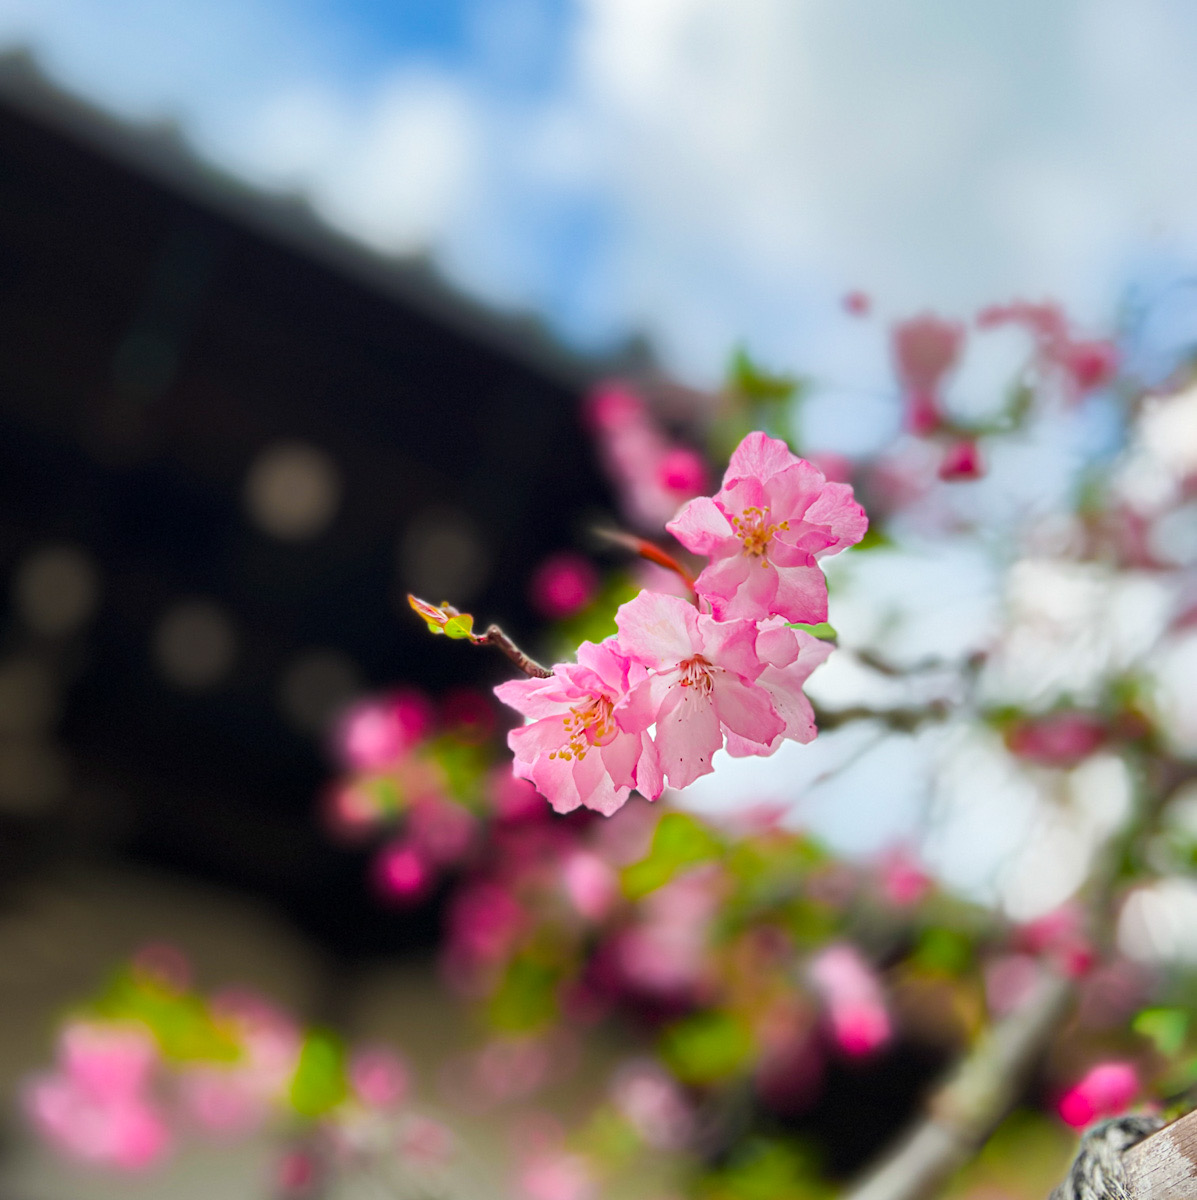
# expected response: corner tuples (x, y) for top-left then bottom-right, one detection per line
(478, 624), (552, 678)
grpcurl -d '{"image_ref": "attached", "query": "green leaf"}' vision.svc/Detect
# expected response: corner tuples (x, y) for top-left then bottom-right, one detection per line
(289, 1031), (348, 1118)
(786, 622), (838, 641)
(488, 956), (559, 1032)
(621, 812), (723, 899)
(912, 927), (973, 976)
(93, 971), (238, 1064)
(661, 1011), (754, 1085)
(728, 347), (800, 402)
(1133, 1007), (1189, 1058)
(441, 612), (476, 639)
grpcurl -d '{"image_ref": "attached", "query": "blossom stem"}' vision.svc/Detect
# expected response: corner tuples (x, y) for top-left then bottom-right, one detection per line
(594, 527), (697, 596)
(478, 625), (553, 679)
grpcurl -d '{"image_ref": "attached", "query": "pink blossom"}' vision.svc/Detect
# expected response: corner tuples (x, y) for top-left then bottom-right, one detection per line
(614, 591), (784, 787)
(843, 290), (871, 317)
(60, 1021), (159, 1101)
(562, 850), (619, 921)
(529, 553), (599, 620)
(1058, 1061), (1139, 1128)
(447, 881), (525, 965)
(891, 314), (966, 435)
(322, 781), (383, 841)
(336, 689), (432, 770)
(396, 1115), (455, 1167)
(495, 639), (662, 816)
(520, 1151), (597, 1200)
(877, 847), (933, 907)
(616, 867), (721, 996)
(976, 302), (1117, 400)
(667, 432), (867, 625)
(276, 1147), (320, 1194)
(1006, 712), (1107, 769)
(178, 1067), (266, 1136)
(585, 382), (707, 531)
(372, 840), (433, 905)
(809, 945), (891, 1057)
(1061, 339), (1118, 394)
(611, 1061), (693, 1150)
(938, 438), (984, 481)
(1016, 903), (1094, 978)
(210, 991), (302, 1098)
(475, 1037), (552, 1101)
(408, 796), (476, 865)
(24, 1024), (171, 1171)
(349, 1046), (409, 1109)
(490, 765), (544, 821)
(722, 619), (832, 758)
(656, 447), (710, 495)
(984, 954), (1041, 1017)
(25, 1076), (171, 1170)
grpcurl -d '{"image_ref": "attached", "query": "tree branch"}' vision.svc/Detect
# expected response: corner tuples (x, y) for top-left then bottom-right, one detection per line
(840, 967), (1074, 1200)
(478, 624), (552, 678)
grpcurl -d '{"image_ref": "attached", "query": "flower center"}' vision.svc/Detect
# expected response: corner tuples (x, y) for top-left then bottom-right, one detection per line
(549, 693), (616, 762)
(731, 506), (789, 562)
(678, 655), (715, 697)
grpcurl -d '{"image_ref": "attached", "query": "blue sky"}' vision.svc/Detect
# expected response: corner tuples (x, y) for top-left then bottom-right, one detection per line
(4, 0), (1197, 389)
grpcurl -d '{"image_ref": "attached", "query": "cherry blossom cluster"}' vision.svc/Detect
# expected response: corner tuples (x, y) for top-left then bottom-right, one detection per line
(495, 431), (867, 816)
(22, 948), (453, 1194)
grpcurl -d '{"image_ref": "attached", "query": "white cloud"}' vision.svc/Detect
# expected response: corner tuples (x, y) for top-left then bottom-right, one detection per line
(5, 0), (1197, 377)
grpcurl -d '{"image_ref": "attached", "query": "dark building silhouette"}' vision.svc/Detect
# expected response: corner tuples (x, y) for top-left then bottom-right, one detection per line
(0, 53), (614, 958)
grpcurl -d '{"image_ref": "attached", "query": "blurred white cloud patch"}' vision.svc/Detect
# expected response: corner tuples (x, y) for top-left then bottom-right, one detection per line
(247, 73), (479, 256)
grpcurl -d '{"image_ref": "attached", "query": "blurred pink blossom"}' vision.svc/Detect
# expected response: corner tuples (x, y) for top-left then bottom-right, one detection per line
(562, 850), (619, 922)
(372, 840), (433, 905)
(984, 954), (1041, 1017)
(891, 314), (965, 435)
(938, 438), (984, 482)
(178, 1066), (266, 1137)
(60, 1021), (158, 1101)
(336, 689), (432, 770)
(809, 944), (891, 1057)
(350, 1046), (409, 1109)
(476, 1037), (552, 1101)
(529, 553), (600, 620)
(447, 881), (525, 965)
(1058, 1061), (1139, 1128)
(1016, 903), (1094, 978)
(843, 290), (871, 317)
(877, 847), (933, 907)
(396, 1114), (455, 1167)
(408, 796), (476, 866)
(611, 1060), (693, 1150)
(23, 1022), (171, 1170)
(1006, 712), (1107, 769)
(656, 447), (709, 496)
(585, 382), (707, 531)
(520, 1151), (597, 1200)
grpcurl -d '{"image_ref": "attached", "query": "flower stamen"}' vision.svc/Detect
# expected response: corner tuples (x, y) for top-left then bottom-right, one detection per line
(730, 506), (789, 563)
(549, 694), (616, 761)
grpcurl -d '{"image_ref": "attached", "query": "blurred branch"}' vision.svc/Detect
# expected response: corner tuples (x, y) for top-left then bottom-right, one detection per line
(839, 757), (1196, 1200)
(813, 701), (951, 733)
(840, 966), (1074, 1200)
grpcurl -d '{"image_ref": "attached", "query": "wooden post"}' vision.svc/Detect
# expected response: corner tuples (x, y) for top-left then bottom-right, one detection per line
(1124, 1110), (1197, 1200)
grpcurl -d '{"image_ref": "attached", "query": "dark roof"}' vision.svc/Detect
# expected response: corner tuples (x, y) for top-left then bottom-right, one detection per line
(0, 47), (626, 389)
